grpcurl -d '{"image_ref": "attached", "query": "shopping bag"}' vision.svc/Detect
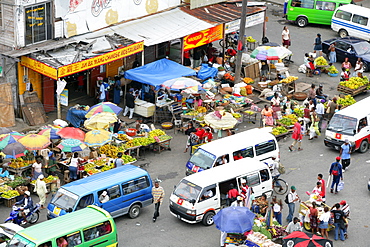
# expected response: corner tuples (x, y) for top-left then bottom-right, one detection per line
(337, 181), (344, 191)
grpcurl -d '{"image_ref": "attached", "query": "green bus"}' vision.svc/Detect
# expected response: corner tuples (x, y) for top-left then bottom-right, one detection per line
(6, 205), (117, 247)
(286, 0), (353, 27)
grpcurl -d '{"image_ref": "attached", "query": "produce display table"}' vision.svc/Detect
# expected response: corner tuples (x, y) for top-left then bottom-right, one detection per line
(152, 139), (172, 153)
(7, 164), (32, 177)
(337, 84), (367, 96)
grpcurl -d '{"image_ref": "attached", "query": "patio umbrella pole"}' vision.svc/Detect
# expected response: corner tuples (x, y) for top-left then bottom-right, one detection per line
(234, 0), (248, 84)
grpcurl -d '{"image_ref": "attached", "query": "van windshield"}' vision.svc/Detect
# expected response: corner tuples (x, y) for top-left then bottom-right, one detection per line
(8, 234), (36, 247)
(51, 188), (79, 210)
(174, 179), (202, 202)
(189, 149), (216, 170)
(327, 114), (357, 135)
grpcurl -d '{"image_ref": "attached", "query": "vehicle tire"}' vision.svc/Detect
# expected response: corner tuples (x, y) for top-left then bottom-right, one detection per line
(128, 204), (141, 219)
(338, 29), (348, 38)
(362, 63), (369, 72)
(28, 212), (39, 224)
(359, 140), (369, 153)
(303, 222), (311, 232)
(296, 17), (308, 27)
(202, 211), (215, 226)
(273, 179), (288, 195)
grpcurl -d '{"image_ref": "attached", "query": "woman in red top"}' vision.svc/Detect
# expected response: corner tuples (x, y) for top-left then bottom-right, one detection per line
(303, 103), (311, 135)
(202, 127), (213, 143)
(302, 201), (319, 234)
(289, 119), (303, 151)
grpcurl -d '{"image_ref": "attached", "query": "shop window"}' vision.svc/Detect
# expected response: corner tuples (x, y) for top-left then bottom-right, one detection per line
(335, 10), (352, 21)
(25, 2), (53, 45)
(352, 15), (368, 26)
(157, 42), (168, 58)
(83, 221), (112, 242)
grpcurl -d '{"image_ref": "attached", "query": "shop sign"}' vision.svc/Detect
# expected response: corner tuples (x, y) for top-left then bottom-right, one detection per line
(58, 41), (144, 78)
(225, 11), (265, 34)
(183, 24), (224, 51)
(60, 89), (69, 106)
(20, 56), (58, 80)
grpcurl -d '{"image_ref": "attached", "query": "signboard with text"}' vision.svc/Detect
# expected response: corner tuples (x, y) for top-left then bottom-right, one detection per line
(225, 11), (265, 34)
(20, 56), (58, 80)
(183, 24), (224, 51)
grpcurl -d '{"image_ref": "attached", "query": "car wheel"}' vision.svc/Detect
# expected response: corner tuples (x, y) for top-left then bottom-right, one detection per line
(359, 140), (369, 153)
(338, 29), (348, 38)
(202, 211), (215, 226)
(128, 204), (141, 219)
(362, 63), (369, 72)
(296, 17), (308, 27)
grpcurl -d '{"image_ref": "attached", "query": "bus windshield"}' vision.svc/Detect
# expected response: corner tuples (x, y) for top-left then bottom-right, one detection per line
(50, 188), (79, 210)
(327, 114), (357, 135)
(188, 149), (216, 170)
(8, 234), (36, 247)
(173, 179), (202, 202)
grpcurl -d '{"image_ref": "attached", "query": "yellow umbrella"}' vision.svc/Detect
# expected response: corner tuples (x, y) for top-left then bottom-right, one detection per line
(84, 129), (113, 147)
(84, 112), (118, 130)
(18, 134), (51, 150)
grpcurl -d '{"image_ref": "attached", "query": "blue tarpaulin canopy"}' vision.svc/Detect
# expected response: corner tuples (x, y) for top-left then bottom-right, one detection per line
(124, 58), (196, 87)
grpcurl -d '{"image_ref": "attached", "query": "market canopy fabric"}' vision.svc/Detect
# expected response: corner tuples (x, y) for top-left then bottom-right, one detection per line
(124, 59), (196, 87)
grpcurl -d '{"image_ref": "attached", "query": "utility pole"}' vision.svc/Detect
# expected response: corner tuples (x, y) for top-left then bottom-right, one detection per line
(234, 0), (248, 84)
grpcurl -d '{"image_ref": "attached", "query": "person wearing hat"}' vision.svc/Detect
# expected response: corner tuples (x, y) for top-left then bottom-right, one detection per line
(289, 118), (304, 151)
(0, 163), (10, 178)
(152, 179), (165, 222)
(286, 186), (300, 223)
(34, 174), (48, 209)
(99, 191), (110, 203)
(123, 88), (135, 119)
(313, 33), (322, 57)
(15, 190), (34, 223)
(340, 139), (352, 172)
(329, 157), (343, 194)
(231, 196), (244, 207)
(340, 200), (350, 238)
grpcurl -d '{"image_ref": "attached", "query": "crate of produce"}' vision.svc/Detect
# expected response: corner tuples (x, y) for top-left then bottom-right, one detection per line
(4, 197), (16, 208)
(337, 84), (367, 96)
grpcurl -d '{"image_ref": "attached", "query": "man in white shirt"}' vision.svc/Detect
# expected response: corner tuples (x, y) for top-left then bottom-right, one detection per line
(269, 156), (282, 191)
(99, 191), (110, 203)
(98, 81), (106, 102)
(315, 99), (325, 132)
(231, 196), (244, 207)
(286, 217), (302, 234)
(286, 186), (300, 223)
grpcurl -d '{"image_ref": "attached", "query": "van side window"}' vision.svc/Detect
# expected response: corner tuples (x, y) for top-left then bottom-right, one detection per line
(98, 185), (121, 202)
(199, 185), (216, 202)
(76, 194), (94, 210)
(215, 155), (229, 167)
(233, 147), (254, 161)
(38, 241), (52, 247)
(255, 141), (276, 156)
(358, 117), (368, 132)
(260, 169), (270, 182)
(83, 221), (112, 242)
(315, 1), (335, 11)
(244, 173), (260, 187)
(66, 231), (82, 247)
(297, 0), (314, 9)
(122, 176), (149, 195)
(352, 14), (368, 26)
(335, 10), (352, 21)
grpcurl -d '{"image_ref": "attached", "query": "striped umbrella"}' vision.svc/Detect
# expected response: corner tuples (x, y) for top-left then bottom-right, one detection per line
(2, 142), (27, 158)
(57, 127), (85, 142)
(162, 77), (202, 91)
(57, 138), (87, 152)
(18, 134), (51, 151)
(38, 127), (61, 139)
(84, 129), (112, 147)
(85, 102), (123, 118)
(84, 112), (118, 130)
(0, 132), (24, 150)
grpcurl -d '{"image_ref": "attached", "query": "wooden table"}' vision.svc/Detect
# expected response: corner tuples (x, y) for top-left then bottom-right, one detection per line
(7, 164), (32, 177)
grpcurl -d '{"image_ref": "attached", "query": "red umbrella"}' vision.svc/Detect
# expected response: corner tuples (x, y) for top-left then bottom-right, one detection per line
(57, 127), (85, 142)
(283, 231), (333, 247)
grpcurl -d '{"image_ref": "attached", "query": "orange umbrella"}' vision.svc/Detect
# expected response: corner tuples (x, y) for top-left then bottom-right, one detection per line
(57, 127), (86, 142)
(18, 134), (51, 150)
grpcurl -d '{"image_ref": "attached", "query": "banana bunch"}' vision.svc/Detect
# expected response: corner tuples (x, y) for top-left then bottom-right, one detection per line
(339, 76), (369, 89)
(101, 163), (114, 172)
(149, 129), (166, 137)
(244, 110), (255, 115)
(117, 134), (131, 142)
(232, 113), (242, 119)
(99, 144), (119, 158)
(85, 168), (100, 175)
(337, 95), (356, 107)
(1, 190), (20, 199)
(184, 110), (198, 116)
(122, 155), (136, 163)
(0, 185), (11, 193)
(197, 106), (207, 113)
(293, 107), (304, 117)
(271, 126), (288, 136)
(246, 36), (256, 42)
(314, 56), (328, 66)
(280, 76), (298, 84)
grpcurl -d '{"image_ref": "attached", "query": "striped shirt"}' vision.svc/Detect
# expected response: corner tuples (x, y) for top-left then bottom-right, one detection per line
(152, 186), (165, 203)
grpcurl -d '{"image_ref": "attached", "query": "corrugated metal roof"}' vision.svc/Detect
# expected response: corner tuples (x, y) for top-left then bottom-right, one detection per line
(180, 3), (265, 25)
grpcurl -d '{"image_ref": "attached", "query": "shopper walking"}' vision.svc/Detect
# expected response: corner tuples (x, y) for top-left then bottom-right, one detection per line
(282, 26), (290, 48)
(289, 119), (304, 151)
(315, 99), (325, 132)
(331, 203), (346, 241)
(34, 174), (48, 209)
(123, 88), (135, 119)
(340, 139), (352, 172)
(313, 33), (322, 57)
(152, 180), (165, 222)
(329, 157), (343, 194)
(327, 97), (338, 122)
(286, 186), (300, 222)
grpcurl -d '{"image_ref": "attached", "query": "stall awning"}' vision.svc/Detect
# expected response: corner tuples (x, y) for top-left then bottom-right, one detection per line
(124, 58), (196, 87)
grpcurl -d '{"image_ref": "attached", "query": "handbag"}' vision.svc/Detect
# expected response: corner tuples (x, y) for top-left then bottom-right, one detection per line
(326, 102), (331, 113)
(337, 181), (344, 191)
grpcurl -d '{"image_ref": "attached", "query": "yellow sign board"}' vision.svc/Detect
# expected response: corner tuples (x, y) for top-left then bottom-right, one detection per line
(20, 56), (58, 80)
(183, 24), (224, 51)
(58, 41), (144, 78)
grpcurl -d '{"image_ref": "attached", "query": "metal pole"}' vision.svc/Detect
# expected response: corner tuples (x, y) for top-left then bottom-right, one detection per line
(262, 9), (267, 40)
(57, 94), (61, 119)
(222, 25), (226, 67)
(234, 0), (248, 84)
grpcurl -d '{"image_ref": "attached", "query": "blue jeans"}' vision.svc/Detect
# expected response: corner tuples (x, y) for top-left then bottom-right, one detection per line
(274, 211), (282, 225)
(251, 204), (260, 214)
(330, 51), (336, 63)
(273, 175), (281, 187)
(334, 222), (345, 241)
(69, 166), (78, 180)
(287, 203), (295, 222)
(331, 176), (340, 192)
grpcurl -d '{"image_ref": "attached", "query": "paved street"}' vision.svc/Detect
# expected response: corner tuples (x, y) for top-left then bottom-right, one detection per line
(1, 3), (369, 247)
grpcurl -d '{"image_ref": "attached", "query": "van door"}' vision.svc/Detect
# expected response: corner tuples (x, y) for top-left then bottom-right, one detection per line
(97, 185), (123, 217)
(121, 176), (151, 215)
(76, 194), (95, 211)
(196, 184), (219, 218)
(255, 140), (278, 163)
(355, 116), (370, 151)
(243, 168), (271, 197)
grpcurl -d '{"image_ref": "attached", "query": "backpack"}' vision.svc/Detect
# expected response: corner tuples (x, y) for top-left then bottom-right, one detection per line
(278, 162), (286, 174)
(284, 193), (290, 204)
(332, 163), (339, 176)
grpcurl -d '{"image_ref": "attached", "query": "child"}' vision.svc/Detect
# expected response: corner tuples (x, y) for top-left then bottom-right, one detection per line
(340, 67), (349, 81)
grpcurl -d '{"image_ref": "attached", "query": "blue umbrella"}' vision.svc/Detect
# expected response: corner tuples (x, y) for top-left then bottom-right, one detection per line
(213, 207), (255, 233)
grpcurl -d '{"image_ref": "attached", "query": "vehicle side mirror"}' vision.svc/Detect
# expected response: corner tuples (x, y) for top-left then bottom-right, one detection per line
(353, 130), (356, 134)
(67, 208), (73, 213)
(190, 199), (196, 205)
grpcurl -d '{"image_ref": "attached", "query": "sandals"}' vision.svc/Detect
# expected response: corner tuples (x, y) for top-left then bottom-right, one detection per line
(298, 148), (303, 151)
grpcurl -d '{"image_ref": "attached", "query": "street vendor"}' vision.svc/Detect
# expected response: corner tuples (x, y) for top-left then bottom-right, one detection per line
(46, 152), (58, 176)
(286, 217), (302, 234)
(0, 163), (10, 178)
(302, 201), (319, 235)
(32, 157), (44, 181)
